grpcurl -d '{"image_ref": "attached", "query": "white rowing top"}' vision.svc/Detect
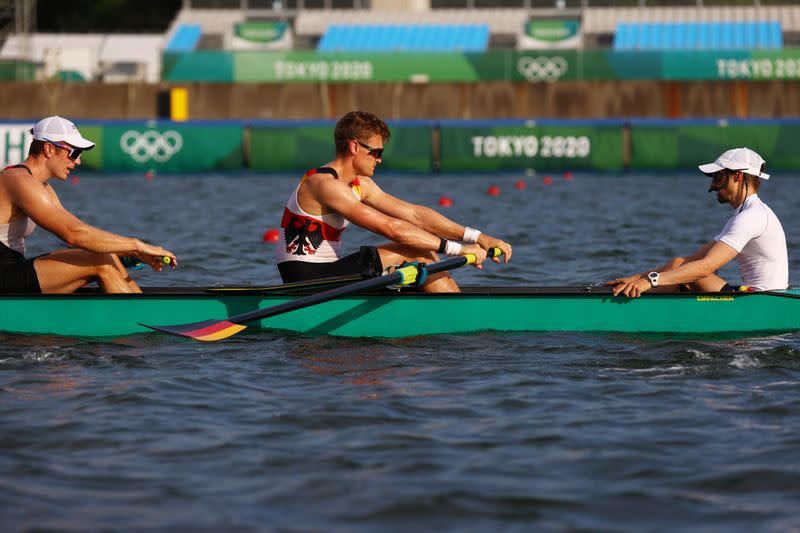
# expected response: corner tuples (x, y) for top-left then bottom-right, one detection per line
(715, 194), (788, 290)
(0, 217), (36, 255)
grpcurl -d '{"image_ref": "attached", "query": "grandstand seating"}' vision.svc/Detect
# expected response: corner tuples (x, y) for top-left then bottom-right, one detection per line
(3, 4), (799, 84)
(318, 24), (489, 52)
(165, 24), (203, 52)
(614, 21), (782, 50)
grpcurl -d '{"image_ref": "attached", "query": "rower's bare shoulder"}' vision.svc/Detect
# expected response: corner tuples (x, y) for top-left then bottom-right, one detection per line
(3, 171), (52, 203)
(356, 175), (383, 200)
(1, 168), (35, 193)
(306, 172), (349, 196)
(356, 175), (377, 188)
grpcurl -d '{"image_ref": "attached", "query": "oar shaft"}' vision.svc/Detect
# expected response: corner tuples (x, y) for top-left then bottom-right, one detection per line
(142, 248), (501, 341)
(226, 250), (495, 326)
(229, 269), (407, 324)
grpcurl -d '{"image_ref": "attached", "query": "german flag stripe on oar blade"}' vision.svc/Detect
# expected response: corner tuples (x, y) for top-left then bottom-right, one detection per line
(145, 320), (247, 342)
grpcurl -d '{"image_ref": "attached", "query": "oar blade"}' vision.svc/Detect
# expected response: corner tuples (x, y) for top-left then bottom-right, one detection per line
(141, 319), (247, 342)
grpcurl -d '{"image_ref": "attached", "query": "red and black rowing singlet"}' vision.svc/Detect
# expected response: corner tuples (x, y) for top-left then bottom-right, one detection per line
(276, 167), (362, 264)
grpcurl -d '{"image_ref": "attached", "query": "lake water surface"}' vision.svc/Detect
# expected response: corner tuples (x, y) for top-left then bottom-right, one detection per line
(2, 172), (800, 531)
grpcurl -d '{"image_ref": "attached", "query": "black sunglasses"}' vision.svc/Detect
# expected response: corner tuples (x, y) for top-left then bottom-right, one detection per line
(353, 139), (384, 159)
(46, 139), (83, 161)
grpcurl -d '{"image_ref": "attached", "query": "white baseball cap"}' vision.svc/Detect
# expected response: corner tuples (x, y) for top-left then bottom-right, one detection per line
(29, 116), (95, 150)
(698, 147), (769, 180)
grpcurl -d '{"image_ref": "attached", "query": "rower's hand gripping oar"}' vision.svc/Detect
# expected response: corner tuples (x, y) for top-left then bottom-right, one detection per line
(120, 255), (173, 270)
(142, 248), (501, 342)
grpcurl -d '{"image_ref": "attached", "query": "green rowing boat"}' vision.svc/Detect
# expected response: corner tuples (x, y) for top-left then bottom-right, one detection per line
(1, 286), (799, 339)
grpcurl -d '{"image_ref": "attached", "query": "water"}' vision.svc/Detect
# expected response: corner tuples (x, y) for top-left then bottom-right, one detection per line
(2, 172), (800, 531)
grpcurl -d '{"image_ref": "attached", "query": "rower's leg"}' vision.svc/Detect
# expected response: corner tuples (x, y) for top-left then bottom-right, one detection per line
(109, 253), (141, 291)
(34, 249), (142, 294)
(687, 273), (727, 292)
(378, 244), (460, 293)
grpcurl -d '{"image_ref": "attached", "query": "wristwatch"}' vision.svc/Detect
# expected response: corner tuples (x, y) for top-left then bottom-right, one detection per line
(648, 271), (660, 288)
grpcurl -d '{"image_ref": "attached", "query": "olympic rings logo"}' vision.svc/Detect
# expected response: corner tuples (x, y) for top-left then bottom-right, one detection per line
(120, 130), (183, 163)
(517, 56), (568, 82)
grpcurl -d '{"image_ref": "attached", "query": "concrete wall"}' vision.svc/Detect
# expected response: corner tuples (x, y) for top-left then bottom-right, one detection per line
(2, 80), (800, 120)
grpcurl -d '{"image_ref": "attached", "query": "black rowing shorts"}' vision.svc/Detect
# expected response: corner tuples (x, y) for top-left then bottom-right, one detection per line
(278, 246), (383, 284)
(0, 253), (42, 293)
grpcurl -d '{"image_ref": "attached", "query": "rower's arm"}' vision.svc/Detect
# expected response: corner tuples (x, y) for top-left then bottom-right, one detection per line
(362, 180), (464, 239)
(607, 240), (734, 296)
(361, 178), (512, 261)
(655, 241), (738, 287)
(315, 178), (443, 251)
(653, 240), (717, 272)
(10, 175), (142, 254)
(620, 240), (718, 282)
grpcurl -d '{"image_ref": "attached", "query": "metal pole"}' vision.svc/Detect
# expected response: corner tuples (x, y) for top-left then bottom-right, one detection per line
(16, 0), (37, 81)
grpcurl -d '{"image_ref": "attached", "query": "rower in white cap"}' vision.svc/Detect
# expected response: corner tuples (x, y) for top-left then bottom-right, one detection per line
(0, 116), (177, 294)
(607, 147), (788, 297)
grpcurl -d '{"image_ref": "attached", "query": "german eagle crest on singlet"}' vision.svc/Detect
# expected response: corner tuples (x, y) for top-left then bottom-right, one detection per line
(279, 167), (360, 258)
(284, 215), (324, 256)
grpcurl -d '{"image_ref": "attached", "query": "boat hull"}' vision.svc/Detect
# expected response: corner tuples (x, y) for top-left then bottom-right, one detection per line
(2, 287), (800, 338)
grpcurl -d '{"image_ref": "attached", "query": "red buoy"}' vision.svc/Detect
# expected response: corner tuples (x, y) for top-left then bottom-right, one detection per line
(563, 171), (574, 181)
(69, 176), (79, 185)
(438, 196), (453, 207)
(262, 229), (280, 242)
(514, 179), (526, 190)
(487, 185), (501, 196)
(145, 170), (156, 181)
(542, 175), (553, 186)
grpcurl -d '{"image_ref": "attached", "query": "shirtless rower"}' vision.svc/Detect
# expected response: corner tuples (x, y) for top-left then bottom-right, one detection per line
(0, 116), (177, 294)
(276, 111), (512, 292)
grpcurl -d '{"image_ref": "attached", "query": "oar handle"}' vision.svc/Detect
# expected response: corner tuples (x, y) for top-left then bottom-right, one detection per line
(464, 247), (502, 265)
(121, 256), (171, 268)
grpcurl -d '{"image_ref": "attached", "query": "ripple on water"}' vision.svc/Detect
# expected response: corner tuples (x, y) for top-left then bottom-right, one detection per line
(2, 175), (800, 531)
